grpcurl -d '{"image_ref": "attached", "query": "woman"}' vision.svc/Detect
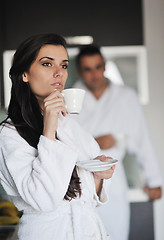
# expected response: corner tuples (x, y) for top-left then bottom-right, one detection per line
(0, 33), (115, 240)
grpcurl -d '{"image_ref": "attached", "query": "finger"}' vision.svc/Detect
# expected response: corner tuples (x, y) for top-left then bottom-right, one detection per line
(44, 100), (65, 110)
(49, 106), (67, 116)
(93, 168), (114, 179)
(44, 97), (64, 108)
(44, 102), (66, 116)
(44, 90), (63, 102)
(149, 189), (162, 200)
(149, 193), (159, 201)
(94, 172), (111, 179)
(93, 171), (103, 179)
(97, 155), (108, 162)
(99, 155), (113, 162)
(111, 165), (116, 170)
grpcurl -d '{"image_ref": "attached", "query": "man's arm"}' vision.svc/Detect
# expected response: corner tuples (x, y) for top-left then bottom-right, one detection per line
(95, 134), (116, 149)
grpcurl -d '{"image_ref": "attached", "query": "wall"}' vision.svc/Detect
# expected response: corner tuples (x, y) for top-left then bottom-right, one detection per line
(143, 0), (164, 239)
(2, 0), (143, 50)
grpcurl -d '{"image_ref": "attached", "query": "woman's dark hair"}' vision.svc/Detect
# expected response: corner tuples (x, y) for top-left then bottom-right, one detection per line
(1, 33), (81, 201)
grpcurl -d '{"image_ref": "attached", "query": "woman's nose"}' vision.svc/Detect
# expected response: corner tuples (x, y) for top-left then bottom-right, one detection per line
(53, 66), (63, 78)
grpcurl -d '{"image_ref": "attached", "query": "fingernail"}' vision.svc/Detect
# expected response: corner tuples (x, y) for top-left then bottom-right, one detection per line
(53, 89), (57, 91)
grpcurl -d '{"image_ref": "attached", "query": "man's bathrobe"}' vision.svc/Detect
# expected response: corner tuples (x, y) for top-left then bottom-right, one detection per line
(0, 115), (110, 240)
(72, 80), (163, 240)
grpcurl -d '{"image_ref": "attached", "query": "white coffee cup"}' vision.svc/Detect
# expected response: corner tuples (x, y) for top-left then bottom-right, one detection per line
(61, 88), (86, 114)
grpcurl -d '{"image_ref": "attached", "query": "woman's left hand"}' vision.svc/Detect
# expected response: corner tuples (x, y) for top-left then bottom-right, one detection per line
(93, 155), (115, 180)
(93, 155), (116, 195)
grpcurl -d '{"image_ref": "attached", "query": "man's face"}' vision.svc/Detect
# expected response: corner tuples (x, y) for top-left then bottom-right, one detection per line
(78, 54), (106, 91)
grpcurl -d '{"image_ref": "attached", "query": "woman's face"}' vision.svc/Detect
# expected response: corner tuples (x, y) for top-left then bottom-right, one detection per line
(22, 44), (69, 101)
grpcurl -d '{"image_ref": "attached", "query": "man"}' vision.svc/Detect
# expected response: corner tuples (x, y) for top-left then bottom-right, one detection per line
(72, 45), (162, 240)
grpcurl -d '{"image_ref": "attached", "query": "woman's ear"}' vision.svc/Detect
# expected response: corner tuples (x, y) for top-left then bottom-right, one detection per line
(22, 72), (29, 82)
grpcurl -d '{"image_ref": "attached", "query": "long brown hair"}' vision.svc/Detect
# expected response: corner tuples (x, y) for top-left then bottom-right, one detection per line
(2, 33), (81, 201)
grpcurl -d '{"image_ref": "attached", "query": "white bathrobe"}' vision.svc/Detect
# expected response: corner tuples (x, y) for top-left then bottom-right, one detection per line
(0, 115), (110, 240)
(72, 80), (163, 240)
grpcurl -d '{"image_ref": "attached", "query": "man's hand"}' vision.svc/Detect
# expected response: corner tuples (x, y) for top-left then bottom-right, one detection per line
(144, 186), (162, 201)
(95, 134), (115, 149)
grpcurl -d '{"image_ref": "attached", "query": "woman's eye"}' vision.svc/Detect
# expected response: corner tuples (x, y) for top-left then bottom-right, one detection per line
(62, 64), (68, 69)
(42, 62), (51, 67)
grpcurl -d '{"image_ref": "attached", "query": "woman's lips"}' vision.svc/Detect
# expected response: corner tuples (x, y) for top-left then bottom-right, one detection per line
(51, 82), (63, 88)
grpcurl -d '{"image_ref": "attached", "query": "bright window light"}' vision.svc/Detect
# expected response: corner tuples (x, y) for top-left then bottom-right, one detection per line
(104, 60), (124, 85)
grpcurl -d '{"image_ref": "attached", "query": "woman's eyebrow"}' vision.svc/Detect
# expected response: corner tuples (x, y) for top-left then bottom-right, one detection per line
(39, 56), (54, 61)
(39, 57), (69, 62)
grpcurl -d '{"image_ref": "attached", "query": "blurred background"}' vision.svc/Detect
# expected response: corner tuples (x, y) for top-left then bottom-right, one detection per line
(0, 0), (164, 239)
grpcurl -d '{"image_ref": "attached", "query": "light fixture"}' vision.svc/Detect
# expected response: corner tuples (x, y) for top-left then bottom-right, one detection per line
(65, 36), (93, 45)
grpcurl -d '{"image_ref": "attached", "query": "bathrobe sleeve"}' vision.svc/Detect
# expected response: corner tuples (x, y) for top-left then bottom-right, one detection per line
(125, 89), (163, 187)
(58, 116), (109, 206)
(0, 126), (78, 212)
(93, 180), (109, 207)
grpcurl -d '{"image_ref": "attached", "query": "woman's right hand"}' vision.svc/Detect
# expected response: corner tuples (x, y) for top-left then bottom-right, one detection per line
(42, 90), (66, 140)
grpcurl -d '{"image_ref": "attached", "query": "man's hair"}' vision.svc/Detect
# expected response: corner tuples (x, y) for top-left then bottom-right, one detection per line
(76, 45), (102, 69)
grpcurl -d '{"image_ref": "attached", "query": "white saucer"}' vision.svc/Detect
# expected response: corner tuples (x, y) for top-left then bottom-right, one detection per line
(76, 159), (118, 172)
